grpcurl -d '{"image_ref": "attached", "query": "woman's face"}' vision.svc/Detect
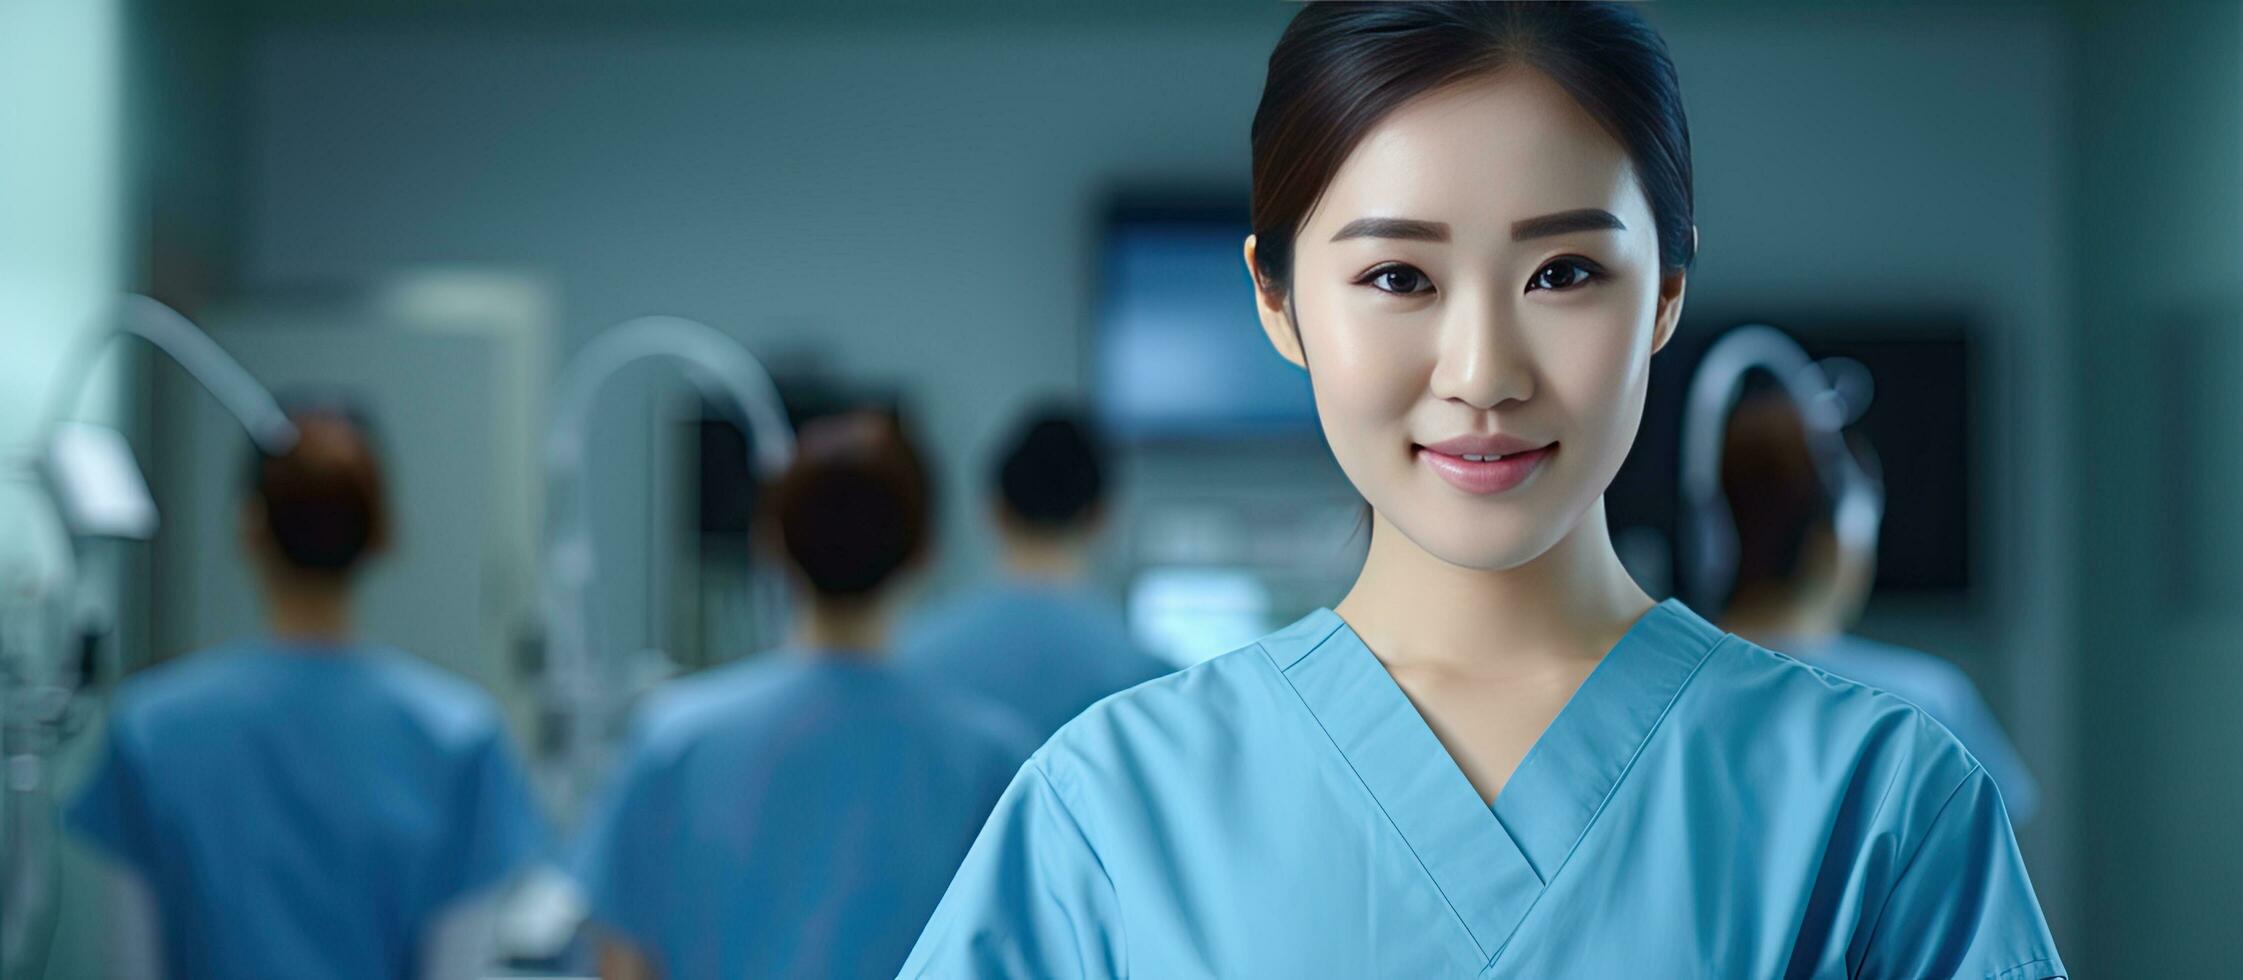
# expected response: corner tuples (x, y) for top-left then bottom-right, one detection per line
(1249, 68), (1687, 572)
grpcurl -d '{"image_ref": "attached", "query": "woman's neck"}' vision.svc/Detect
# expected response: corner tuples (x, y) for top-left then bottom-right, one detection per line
(792, 599), (892, 657)
(1334, 497), (1652, 669)
(999, 531), (1087, 584)
(265, 584), (354, 646)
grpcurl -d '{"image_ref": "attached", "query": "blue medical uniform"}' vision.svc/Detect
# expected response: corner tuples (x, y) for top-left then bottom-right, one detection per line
(573, 652), (1034, 980)
(904, 600), (2063, 978)
(68, 640), (548, 980)
(901, 582), (1172, 741)
(1771, 633), (2040, 825)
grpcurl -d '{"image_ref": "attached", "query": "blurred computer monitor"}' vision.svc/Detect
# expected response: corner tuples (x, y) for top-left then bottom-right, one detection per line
(1092, 196), (1320, 443)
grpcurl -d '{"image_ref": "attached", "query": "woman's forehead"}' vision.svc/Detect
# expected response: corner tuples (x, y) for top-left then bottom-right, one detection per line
(1307, 69), (1652, 240)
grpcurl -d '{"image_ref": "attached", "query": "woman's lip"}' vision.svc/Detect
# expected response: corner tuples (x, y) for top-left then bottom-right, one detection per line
(1415, 443), (1557, 495)
(1419, 433), (1551, 457)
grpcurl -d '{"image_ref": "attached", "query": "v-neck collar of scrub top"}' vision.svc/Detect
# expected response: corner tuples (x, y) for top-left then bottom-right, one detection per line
(1266, 597), (1726, 969)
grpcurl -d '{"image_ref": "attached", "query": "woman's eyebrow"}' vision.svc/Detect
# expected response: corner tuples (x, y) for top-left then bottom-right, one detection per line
(1328, 217), (1448, 242)
(1326, 210), (1625, 243)
(1511, 208), (1626, 240)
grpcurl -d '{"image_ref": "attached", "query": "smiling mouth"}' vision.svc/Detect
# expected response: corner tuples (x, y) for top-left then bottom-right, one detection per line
(1413, 442), (1558, 495)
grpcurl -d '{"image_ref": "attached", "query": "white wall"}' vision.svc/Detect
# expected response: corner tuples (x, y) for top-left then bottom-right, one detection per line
(234, 2), (2078, 941)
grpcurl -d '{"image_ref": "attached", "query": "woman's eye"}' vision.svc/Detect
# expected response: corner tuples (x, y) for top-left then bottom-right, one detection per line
(1527, 258), (1601, 292)
(1359, 264), (1433, 296)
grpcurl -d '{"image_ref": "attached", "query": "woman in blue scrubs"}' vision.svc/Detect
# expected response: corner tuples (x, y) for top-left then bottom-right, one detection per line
(68, 406), (548, 979)
(576, 412), (1033, 980)
(905, 3), (2064, 976)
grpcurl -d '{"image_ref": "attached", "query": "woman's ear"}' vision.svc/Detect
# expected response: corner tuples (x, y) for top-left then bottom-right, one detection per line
(1652, 227), (1697, 355)
(1653, 268), (1687, 355)
(1243, 235), (1307, 369)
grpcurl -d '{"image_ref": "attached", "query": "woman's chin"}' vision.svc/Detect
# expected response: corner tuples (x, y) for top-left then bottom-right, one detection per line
(1386, 510), (1569, 574)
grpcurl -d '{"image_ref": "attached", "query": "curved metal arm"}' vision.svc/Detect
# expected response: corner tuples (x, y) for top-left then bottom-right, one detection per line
(538, 315), (795, 814)
(1677, 324), (1877, 610)
(42, 294), (298, 457)
(544, 316), (794, 480)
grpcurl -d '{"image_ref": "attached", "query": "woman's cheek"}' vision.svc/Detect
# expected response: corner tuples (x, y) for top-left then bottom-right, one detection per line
(1311, 308), (1424, 418)
(1540, 300), (1652, 402)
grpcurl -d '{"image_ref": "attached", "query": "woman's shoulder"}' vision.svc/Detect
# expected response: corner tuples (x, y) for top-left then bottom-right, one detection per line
(345, 649), (515, 750)
(1030, 620), (1323, 794)
(623, 656), (797, 756)
(1689, 633), (1983, 791)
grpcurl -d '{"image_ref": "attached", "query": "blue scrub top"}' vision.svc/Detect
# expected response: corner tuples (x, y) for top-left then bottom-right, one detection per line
(1770, 633), (2041, 825)
(572, 652), (1034, 980)
(905, 600), (2064, 978)
(68, 640), (548, 980)
(900, 581), (1172, 741)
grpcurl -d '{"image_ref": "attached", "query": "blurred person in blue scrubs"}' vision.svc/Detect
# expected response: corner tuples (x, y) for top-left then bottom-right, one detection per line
(1714, 388), (2040, 823)
(67, 403), (549, 980)
(900, 406), (1170, 741)
(576, 411), (1033, 980)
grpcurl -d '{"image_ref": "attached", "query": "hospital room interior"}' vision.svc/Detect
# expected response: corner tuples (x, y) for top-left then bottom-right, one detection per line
(1, 0), (2238, 976)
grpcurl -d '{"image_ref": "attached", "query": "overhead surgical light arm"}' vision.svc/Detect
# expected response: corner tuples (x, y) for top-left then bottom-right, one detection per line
(538, 315), (795, 816)
(43, 294), (299, 468)
(27, 294), (297, 665)
(1678, 324), (1880, 612)
(24, 294), (299, 689)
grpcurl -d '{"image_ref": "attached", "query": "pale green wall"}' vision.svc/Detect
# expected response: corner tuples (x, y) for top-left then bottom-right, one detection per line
(0, 0), (127, 455)
(2069, 0), (2243, 973)
(0, 2), (128, 977)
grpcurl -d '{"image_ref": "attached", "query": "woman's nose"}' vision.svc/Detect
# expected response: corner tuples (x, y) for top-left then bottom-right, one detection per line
(1427, 300), (1534, 410)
